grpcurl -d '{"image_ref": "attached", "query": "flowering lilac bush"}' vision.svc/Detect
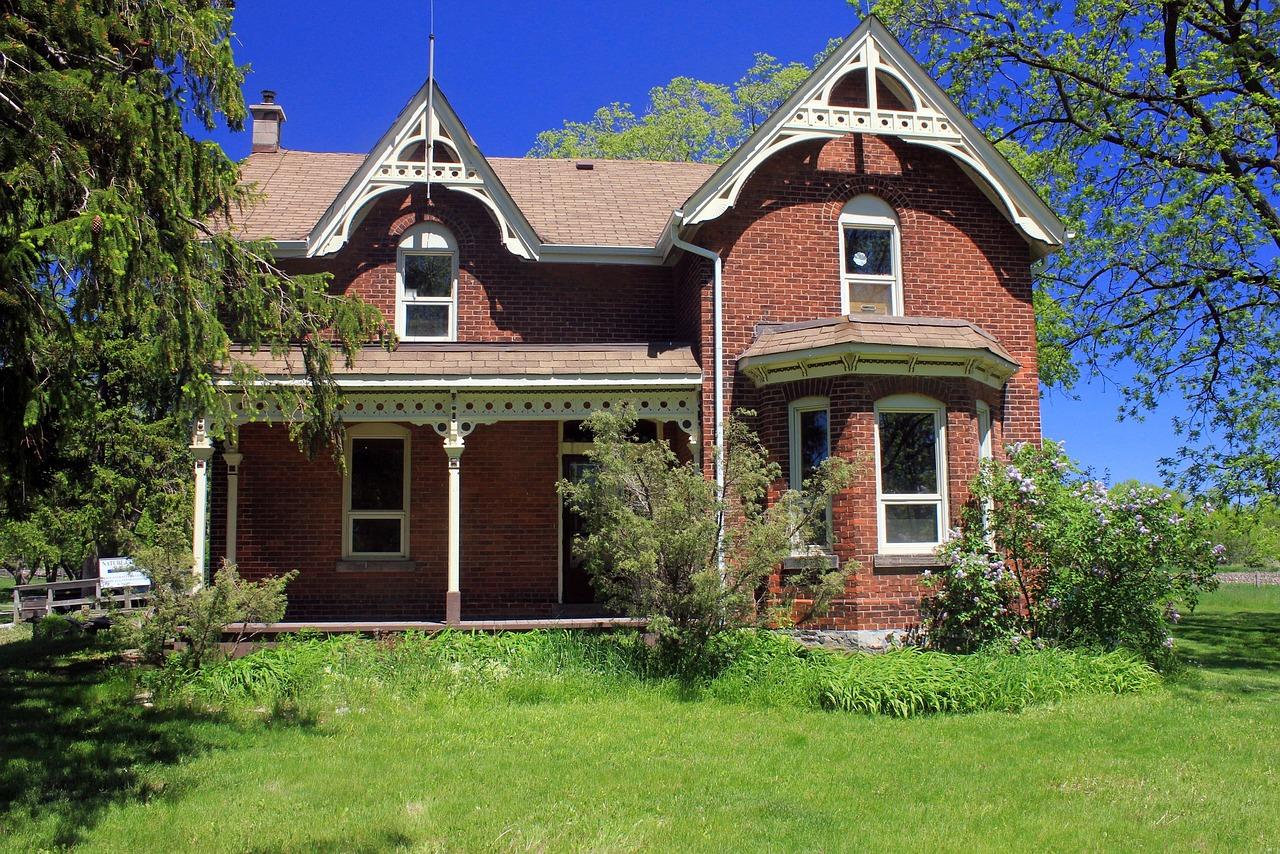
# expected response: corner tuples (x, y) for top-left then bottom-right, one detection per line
(922, 441), (1221, 663)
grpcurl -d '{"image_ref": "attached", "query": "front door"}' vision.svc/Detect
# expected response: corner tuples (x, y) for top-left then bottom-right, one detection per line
(561, 455), (597, 605)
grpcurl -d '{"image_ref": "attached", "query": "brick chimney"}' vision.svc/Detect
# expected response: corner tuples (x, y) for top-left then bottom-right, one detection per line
(249, 89), (286, 153)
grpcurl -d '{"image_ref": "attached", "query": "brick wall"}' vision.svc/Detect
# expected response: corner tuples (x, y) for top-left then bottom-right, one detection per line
(211, 420), (560, 620)
(282, 185), (677, 344)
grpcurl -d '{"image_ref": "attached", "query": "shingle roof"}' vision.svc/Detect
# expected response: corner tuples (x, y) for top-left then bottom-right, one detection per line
(740, 315), (1019, 365)
(233, 150), (365, 242)
(488, 158), (716, 246)
(223, 342), (701, 382)
(230, 150), (716, 248)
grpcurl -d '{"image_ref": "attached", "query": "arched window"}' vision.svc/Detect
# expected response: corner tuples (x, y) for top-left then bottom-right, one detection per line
(839, 195), (902, 317)
(397, 223), (458, 341)
(874, 394), (947, 552)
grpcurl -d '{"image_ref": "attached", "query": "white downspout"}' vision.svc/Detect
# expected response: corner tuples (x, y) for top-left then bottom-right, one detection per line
(669, 213), (724, 566)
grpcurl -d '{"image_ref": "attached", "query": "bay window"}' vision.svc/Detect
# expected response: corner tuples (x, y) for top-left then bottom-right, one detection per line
(789, 397), (832, 550)
(875, 395), (947, 552)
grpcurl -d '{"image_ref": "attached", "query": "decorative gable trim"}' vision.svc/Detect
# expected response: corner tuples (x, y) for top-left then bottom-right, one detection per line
(307, 83), (543, 259)
(678, 17), (1065, 256)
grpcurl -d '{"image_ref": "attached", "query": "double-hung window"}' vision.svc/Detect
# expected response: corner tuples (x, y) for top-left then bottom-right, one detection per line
(344, 424), (410, 559)
(397, 223), (457, 341)
(789, 397), (832, 550)
(839, 195), (902, 316)
(875, 395), (947, 552)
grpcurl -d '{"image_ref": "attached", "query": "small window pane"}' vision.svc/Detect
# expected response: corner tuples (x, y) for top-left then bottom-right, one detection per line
(844, 228), (893, 276)
(879, 411), (938, 494)
(798, 409), (829, 485)
(404, 254), (452, 298)
(351, 438), (404, 511)
(885, 504), (939, 544)
(847, 281), (893, 315)
(351, 518), (402, 554)
(405, 304), (450, 338)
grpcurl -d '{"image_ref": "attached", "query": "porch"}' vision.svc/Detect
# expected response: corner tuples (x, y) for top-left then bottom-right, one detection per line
(196, 342), (703, 625)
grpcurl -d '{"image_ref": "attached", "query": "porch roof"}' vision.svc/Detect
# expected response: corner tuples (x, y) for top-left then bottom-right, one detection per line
(738, 314), (1020, 389)
(221, 342), (702, 387)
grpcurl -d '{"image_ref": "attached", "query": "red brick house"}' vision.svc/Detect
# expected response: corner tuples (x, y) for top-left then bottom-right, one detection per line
(196, 19), (1063, 634)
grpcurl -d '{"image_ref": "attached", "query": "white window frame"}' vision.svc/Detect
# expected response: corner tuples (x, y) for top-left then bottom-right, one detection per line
(873, 394), (948, 553)
(976, 400), (993, 461)
(343, 423), (411, 560)
(396, 223), (458, 342)
(789, 396), (833, 552)
(838, 194), (903, 317)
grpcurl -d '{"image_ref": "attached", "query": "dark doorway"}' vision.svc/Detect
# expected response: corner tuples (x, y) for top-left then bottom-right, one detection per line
(561, 454), (597, 605)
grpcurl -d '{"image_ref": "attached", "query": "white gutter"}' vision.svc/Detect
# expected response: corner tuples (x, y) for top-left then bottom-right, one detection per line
(669, 212), (725, 566)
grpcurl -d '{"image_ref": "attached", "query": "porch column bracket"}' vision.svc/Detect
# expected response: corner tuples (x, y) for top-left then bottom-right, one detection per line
(189, 417), (215, 588)
(223, 442), (243, 566)
(440, 393), (472, 625)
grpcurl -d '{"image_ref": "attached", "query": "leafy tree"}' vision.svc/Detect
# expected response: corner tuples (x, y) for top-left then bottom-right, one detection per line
(0, 3), (388, 577)
(1205, 496), (1280, 568)
(558, 410), (854, 669)
(530, 46), (838, 162)
(872, 0), (1280, 498)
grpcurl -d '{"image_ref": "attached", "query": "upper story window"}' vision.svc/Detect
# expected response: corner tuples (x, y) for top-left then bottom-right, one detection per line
(789, 396), (832, 550)
(874, 394), (947, 553)
(397, 223), (458, 341)
(839, 195), (902, 317)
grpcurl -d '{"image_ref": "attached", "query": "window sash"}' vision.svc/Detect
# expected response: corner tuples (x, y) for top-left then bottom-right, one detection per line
(839, 220), (901, 316)
(398, 250), (455, 341)
(874, 403), (946, 552)
(789, 400), (833, 551)
(344, 429), (410, 559)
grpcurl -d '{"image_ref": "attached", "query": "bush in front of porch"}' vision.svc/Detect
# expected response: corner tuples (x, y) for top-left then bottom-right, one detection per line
(558, 409), (855, 672)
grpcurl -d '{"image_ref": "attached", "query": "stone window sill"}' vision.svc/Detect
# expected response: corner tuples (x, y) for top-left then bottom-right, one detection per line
(872, 553), (945, 574)
(335, 559), (418, 573)
(782, 553), (840, 571)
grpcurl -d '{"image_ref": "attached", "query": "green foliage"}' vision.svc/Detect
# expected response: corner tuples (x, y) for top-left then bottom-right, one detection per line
(557, 410), (854, 667)
(0, 2), (390, 579)
(924, 441), (1221, 662)
(168, 627), (1157, 721)
(1205, 497), (1280, 569)
(116, 550), (295, 667)
(872, 0), (1280, 497)
(530, 43), (839, 162)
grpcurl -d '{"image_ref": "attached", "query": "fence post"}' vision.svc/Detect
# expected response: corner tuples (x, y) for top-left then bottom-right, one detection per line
(11, 588), (18, 624)
(45, 586), (54, 617)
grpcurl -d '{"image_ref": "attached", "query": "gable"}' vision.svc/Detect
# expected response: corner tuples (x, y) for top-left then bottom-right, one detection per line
(307, 82), (542, 259)
(678, 17), (1065, 257)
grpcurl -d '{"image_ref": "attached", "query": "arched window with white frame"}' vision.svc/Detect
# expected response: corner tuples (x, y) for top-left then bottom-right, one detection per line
(839, 195), (902, 317)
(397, 223), (458, 341)
(874, 394), (947, 552)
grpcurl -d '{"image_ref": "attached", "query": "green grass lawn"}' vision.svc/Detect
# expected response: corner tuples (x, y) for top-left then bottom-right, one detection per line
(3, 587), (1278, 852)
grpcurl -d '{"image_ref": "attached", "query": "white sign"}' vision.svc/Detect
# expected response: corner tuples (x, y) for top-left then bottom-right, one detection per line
(98, 557), (151, 590)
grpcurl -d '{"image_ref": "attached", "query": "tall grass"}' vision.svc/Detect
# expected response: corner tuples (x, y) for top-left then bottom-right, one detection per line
(167, 629), (1160, 719)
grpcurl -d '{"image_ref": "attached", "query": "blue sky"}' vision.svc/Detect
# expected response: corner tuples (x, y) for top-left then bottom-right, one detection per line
(199, 0), (1186, 487)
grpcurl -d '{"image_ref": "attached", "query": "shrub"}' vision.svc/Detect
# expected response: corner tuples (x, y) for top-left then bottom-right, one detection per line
(558, 409), (855, 672)
(923, 441), (1221, 663)
(117, 549), (296, 667)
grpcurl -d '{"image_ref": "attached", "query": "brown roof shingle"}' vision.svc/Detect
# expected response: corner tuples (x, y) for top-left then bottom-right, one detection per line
(223, 342), (701, 382)
(740, 315), (1019, 366)
(229, 150), (716, 248)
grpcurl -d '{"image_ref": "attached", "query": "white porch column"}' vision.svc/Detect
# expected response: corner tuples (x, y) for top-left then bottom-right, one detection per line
(443, 423), (465, 625)
(223, 442), (243, 565)
(189, 417), (214, 587)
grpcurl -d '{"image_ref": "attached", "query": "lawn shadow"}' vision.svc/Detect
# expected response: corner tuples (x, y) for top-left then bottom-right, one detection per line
(1175, 609), (1280, 673)
(0, 635), (241, 848)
